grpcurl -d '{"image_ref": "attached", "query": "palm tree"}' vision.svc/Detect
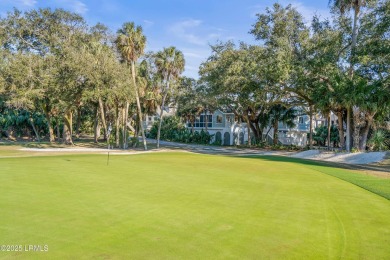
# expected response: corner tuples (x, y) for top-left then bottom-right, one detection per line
(329, 0), (372, 152)
(116, 22), (147, 150)
(154, 46), (185, 148)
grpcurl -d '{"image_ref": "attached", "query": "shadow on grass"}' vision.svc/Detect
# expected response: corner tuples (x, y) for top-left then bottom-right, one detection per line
(0, 138), (107, 149)
(237, 155), (390, 200)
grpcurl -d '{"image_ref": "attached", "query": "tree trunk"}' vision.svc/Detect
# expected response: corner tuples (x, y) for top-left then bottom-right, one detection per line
(345, 8), (360, 152)
(359, 112), (375, 151)
(5, 127), (15, 140)
(352, 106), (362, 151)
(75, 107), (82, 139)
(246, 115), (251, 147)
(43, 110), (55, 143)
(98, 97), (107, 141)
(131, 61), (147, 150)
(309, 105), (313, 149)
(351, 9), (359, 60)
(29, 117), (40, 142)
(191, 116), (194, 134)
(47, 118), (54, 143)
(63, 110), (73, 145)
(124, 102), (129, 149)
(115, 104), (120, 148)
(346, 107), (351, 152)
(336, 111), (345, 149)
(134, 114), (139, 138)
(359, 123), (370, 151)
(253, 121), (263, 143)
(327, 113), (331, 150)
(273, 120), (278, 145)
(93, 105), (99, 143)
(157, 91), (168, 148)
(122, 107), (126, 149)
(56, 118), (61, 142)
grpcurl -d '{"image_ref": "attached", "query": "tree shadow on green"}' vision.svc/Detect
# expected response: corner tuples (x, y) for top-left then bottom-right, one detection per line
(238, 155), (390, 200)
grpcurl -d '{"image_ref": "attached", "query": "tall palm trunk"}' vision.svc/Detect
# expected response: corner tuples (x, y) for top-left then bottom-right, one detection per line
(327, 113), (331, 150)
(122, 107), (126, 149)
(124, 101), (129, 149)
(157, 91), (168, 148)
(98, 97), (107, 141)
(359, 112), (375, 151)
(115, 103), (120, 148)
(346, 8), (360, 152)
(336, 111), (345, 149)
(131, 61), (147, 150)
(346, 107), (351, 151)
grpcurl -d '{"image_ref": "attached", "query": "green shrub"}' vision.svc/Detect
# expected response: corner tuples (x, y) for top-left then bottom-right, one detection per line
(310, 125), (339, 147)
(368, 130), (389, 151)
(148, 116), (213, 145)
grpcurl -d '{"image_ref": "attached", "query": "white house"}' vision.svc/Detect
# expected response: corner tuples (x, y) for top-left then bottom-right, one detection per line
(143, 105), (177, 130)
(144, 107), (335, 147)
(187, 109), (314, 146)
(186, 110), (239, 145)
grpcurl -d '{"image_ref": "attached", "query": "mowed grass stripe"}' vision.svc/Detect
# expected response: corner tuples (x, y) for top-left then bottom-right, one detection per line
(0, 152), (389, 259)
(249, 156), (390, 200)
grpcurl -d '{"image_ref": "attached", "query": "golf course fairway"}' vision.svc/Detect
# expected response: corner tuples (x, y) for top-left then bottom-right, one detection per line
(0, 152), (389, 259)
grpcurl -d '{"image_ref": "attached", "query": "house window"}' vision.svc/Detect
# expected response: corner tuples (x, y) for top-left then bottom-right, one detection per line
(193, 115), (212, 128)
(216, 115), (223, 124)
(148, 116), (152, 121)
(299, 117), (304, 124)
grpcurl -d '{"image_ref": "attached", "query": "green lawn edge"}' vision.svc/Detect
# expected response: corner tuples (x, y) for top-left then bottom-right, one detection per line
(241, 155), (390, 200)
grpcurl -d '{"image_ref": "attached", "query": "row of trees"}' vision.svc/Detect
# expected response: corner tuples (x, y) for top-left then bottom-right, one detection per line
(191, 0), (389, 151)
(0, 8), (185, 150)
(1, 1), (389, 152)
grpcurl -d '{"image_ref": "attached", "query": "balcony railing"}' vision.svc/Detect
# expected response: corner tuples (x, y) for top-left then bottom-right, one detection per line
(278, 123), (310, 132)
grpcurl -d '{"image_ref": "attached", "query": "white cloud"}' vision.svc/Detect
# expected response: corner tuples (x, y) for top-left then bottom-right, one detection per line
(166, 20), (236, 77)
(250, 1), (331, 25)
(287, 1), (331, 24)
(183, 52), (204, 58)
(169, 19), (206, 45)
(52, 0), (88, 14)
(168, 18), (232, 47)
(19, 0), (36, 6)
(4, 0), (37, 7)
(71, 0), (88, 14)
(250, 4), (267, 18)
(180, 47), (213, 78)
(143, 20), (154, 28)
(75, 1), (87, 14)
(208, 33), (221, 38)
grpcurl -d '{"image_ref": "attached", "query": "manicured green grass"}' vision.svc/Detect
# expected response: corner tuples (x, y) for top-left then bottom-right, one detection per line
(0, 152), (389, 259)
(250, 156), (390, 200)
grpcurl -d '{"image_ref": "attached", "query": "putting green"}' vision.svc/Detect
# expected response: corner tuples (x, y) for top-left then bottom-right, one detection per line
(0, 152), (389, 259)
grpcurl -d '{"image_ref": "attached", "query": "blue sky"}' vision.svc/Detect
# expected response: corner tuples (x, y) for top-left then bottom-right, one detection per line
(1, 0), (331, 78)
